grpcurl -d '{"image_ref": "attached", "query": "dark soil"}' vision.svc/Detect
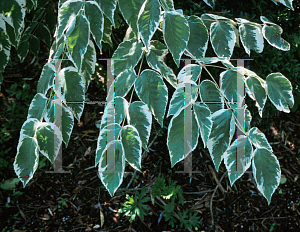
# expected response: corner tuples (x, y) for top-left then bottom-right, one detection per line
(1, 47), (300, 232)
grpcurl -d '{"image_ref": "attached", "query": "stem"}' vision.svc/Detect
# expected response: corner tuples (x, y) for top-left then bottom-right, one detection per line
(201, 64), (247, 136)
(40, 89), (54, 122)
(210, 172), (227, 228)
(205, 64), (229, 70)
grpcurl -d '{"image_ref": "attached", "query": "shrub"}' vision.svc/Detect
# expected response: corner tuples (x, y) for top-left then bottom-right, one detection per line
(0, 0), (295, 205)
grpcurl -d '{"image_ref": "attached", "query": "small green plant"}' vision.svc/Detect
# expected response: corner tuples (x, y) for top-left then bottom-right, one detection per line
(118, 186), (150, 222)
(269, 222), (276, 231)
(151, 175), (202, 230)
(178, 209), (203, 230)
(151, 174), (184, 204)
(0, 80), (35, 179)
(161, 203), (175, 225)
(57, 198), (68, 212)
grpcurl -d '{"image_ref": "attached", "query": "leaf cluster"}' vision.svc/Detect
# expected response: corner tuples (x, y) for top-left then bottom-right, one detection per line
(118, 186), (150, 222)
(178, 209), (203, 230)
(151, 174), (184, 205)
(151, 175), (201, 230)
(0, 0), (296, 207)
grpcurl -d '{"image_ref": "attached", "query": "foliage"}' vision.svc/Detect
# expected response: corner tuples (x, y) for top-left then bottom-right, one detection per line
(0, 0), (296, 207)
(178, 209), (203, 230)
(57, 198), (68, 212)
(151, 175), (183, 227)
(151, 174), (184, 204)
(118, 177), (202, 230)
(0, 81), (35, 177)
(151, 175), (202, 229)
(118, 186), (150, 222)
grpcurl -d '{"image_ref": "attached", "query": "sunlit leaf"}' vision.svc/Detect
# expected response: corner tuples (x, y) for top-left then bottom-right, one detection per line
(135, 69), (168, 127)
(167, 108), (199, 167)
(128, 101), (152, 151)
(138, 0), (161, 49)
(252, 148), (281, 204)
(163, 11), (189, 67)
(224, 136), (253, 185)
(98, 140), (125, 196)
(207, 109), (235, 172)
(266, 73), (294, 113)
(14, 137), (39, 187)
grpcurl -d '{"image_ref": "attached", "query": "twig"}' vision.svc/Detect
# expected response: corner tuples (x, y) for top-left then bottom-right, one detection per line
(183, 190), (214, 194)
(21, 215), (34, 229)
(117, 187), (143, 192)
(69, 227), (86, 232)
(258, 205), (276, 217)
(139, 216), (152, 231)
(208, 165), (226, 194)
(282, 144), (296, 155)
(246, 217), (289, 221)
(210, 172), (227, 228)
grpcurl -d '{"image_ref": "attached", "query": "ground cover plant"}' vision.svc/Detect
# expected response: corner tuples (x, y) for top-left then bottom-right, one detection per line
(0, 0), (299, 231)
